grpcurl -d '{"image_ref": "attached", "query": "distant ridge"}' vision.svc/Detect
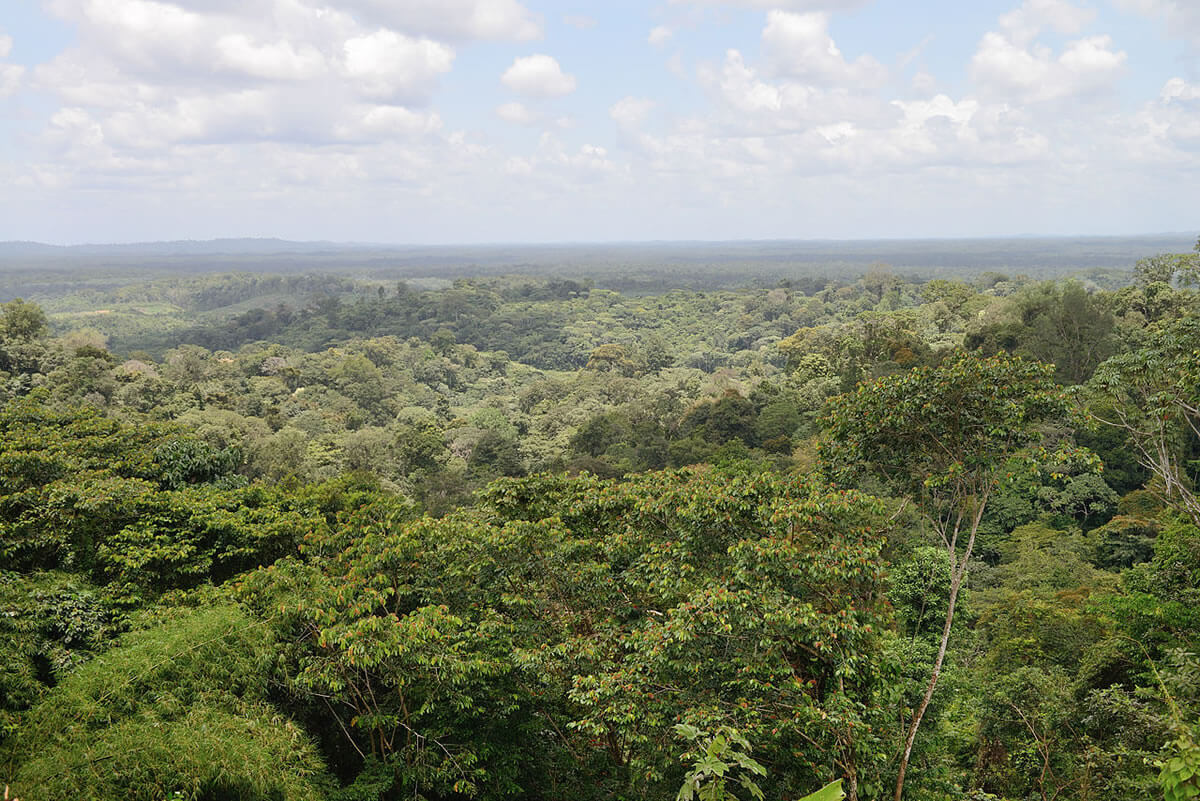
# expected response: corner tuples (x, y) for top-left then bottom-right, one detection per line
(0, 233), (1193, 283)
(1, 233), (1195, 255)
(0, 238), (359, 257)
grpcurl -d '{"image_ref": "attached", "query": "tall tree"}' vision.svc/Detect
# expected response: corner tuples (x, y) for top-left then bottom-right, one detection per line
(819, 353), (1086, 801)
(1088, 312), (1200, 528)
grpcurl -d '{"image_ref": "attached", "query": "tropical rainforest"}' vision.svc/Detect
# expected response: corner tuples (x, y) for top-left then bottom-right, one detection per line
(2, 237), (1200, 801)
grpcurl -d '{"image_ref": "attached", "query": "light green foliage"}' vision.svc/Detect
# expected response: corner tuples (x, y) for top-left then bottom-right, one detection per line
(0, 299), (49, 389)
(243, 499), (530, 799)
(674, 725), (766, 801)
(4, 605), (327, 800)
(1163, 738), (1200, 801)
(1155, 650), (1200, 801)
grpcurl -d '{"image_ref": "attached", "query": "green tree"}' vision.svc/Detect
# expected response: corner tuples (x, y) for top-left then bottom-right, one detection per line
(819, 352), (1086, 801)
(966, 281), (1117, 384)
(0, 299), (48, 345)
(1088, 313), (1200, 528)
(1134, 242), (1200, 287)
(0, 299), (49, 383)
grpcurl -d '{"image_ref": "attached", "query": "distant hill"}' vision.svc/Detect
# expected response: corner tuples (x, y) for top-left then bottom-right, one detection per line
(0, 234), (1193, 291)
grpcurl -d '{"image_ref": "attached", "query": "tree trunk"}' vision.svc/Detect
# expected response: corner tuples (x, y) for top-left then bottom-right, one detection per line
(893, 494), (987, 801)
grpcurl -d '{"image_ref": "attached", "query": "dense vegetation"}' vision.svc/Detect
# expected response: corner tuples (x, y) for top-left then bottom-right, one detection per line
(2, 238), (1200, 800)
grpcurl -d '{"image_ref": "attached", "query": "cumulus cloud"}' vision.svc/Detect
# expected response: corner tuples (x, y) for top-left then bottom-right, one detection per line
(6, 0), (1198, 243)
(967, 1), (1125, 104)
(762, 11), (887, 87)
(669, 0), (870, 9)
(501, 54), (576, 97)
(332, 105), (442, 142)
(971, 31), (1126, 102)
(648, 26), (674, 46)
(334, 0), (541, 41)
(998, 0), (1094, 43)
(1114, 0), (1200, 45)
(20, 0), (478, 204)
(342, 30), (454, 101)
(1162, 77), (1200, 102)
(496, 101), (537, 124)
(698, 48), (890, 132)
(0, 64), (25, 98)
(1137, 78), (1200, 157)
(0, 32), (23, 98)
(610, 96), (656, 129)
(215, 35), (326, 81)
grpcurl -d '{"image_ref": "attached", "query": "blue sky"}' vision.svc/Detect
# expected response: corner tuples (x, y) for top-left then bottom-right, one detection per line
(0, 0), (1197, 244)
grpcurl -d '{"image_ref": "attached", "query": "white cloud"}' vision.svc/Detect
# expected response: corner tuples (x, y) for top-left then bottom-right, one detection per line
(336, 105), (443, 140)
(669, 0), (869, 9)
(0, 64), (25, 98)
(967, 1), (1126, 104)
(1115, 77), (1200, 169)
(971, 31), (1126, 102)
(25, 0), (463, 166)
(912, 71), (937, 93)
(50, 0), (210, 74)
(496, 101), (536, 124)
(1114, 0), (1200, 45)
(762, 10), (887, 87)
(610, 96), (655, 129)
(998, 0), (1094, 44)
(501, 54), (576, 97)
(648, 26), (674, 46)
(335, 0), (541, 41)
(698, 48), (889, 131)
(1162, 77), (1200, 102)
(705, 50), (781, 114)
(215, 35), (327, 81)
(0, 31), (24, 97)
(343, 30), (454, 101)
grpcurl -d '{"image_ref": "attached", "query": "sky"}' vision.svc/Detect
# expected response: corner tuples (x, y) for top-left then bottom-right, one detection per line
(0, 0), (1197, 245)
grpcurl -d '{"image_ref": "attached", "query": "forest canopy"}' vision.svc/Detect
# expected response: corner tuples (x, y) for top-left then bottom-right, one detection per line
(2, 238), (1200, 800)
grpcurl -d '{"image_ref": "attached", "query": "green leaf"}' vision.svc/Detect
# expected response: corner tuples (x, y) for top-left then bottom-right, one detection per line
(797, 779), (845, 801)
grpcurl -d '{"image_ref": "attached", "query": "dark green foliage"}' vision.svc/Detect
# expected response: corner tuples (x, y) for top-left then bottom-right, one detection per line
(0, 571), (125, 730)
(151, 437), (244, 490)
(966, 281), (1117, 384)
(1090, 513), (1159, 569)
(1089, 312), (1200, 528)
